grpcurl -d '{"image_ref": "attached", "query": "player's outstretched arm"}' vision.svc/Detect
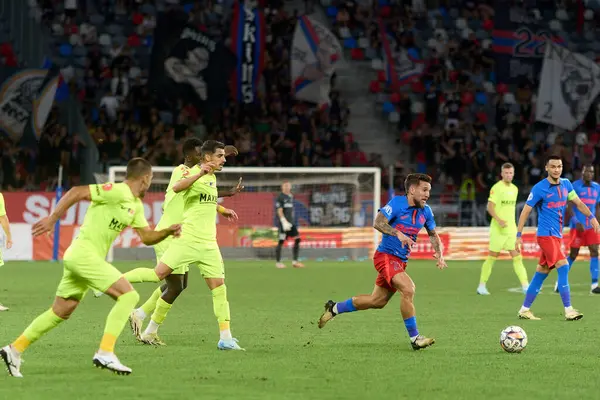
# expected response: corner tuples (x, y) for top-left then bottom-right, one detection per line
(135, 225), (181, 246)
(32, 186), (91, 237)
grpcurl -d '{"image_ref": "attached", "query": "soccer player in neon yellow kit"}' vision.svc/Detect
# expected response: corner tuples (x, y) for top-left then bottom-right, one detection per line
(477, 163), (529, 295)
(0, 158), (181, 378)
(0, 193), (13, 311)
(124, 141), (244, 350)
(129, 139), (242, 345)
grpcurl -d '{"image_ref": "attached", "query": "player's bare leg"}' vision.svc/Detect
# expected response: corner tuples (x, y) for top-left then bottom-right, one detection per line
(1, 296), (76, 377)
(391, 272), (435, 350)
(93, 278), (140, 375)
(588, 245), (600, 294)
(318, 285), (395, 328)
(139, 273), (188, 346)
(291, 237), (305, 268)
(205, 277), (244, 351)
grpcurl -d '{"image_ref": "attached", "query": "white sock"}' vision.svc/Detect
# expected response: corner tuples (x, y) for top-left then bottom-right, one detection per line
(522, 283), (529, 289)
(410, 335), (418, 342)
(220, 329), (233, 341)
(592, 283), (598, 290)
(135, 308), (147, 320)
(144, 320), (160, 335)
(519, 306), (530, 313)
(332, 303), (339, 314)
(97, 350), (114, 357)
(565, 306), (574, 313)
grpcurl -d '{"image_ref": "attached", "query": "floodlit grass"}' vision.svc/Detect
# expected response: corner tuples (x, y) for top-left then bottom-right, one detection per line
(1, 259), (599, 399)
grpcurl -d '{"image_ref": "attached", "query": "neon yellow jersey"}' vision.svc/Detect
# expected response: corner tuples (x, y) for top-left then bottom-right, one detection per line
(488, 181), (518, 233)
(182, 173), (218, 244)
(70, 182), (149, 257)
(156, 164), (200, 230)
(0, 193), (5, 217)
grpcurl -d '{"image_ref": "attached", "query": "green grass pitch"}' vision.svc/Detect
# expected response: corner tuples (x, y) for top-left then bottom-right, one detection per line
(1, 259), (600, 399)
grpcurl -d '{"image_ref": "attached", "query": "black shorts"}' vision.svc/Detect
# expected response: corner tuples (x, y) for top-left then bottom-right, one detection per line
(278, 224), (299, 240)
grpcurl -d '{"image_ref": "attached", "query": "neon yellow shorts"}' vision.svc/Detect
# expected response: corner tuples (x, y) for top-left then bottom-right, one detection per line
(56, 245), (123, 301)
(489, 232), (517, 253)
(160, 239), (224, 279)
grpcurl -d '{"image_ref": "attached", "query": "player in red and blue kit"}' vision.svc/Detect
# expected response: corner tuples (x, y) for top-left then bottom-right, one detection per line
(515, 156), (600, 321)
(559, 165), (600, 294)
(317, 174), (447, 350)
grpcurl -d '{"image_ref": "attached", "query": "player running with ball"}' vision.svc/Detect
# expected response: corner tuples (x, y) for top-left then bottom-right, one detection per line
(516, 156), (600, 321)
(318, 173), (446, 350)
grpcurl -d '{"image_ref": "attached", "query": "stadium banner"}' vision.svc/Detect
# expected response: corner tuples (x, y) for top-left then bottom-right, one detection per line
(150, 9), (236, 110)
(0, 224), (33, 261)
(535, 42), (600, 130)
(309, 184), (354, 227)
(0, 67), (48, 142)
(229, 1), (265, 104)
(291, 15), (342, 107)
(4, 224), (591, 262)
(492, 3), (565, 84)
(378, 18), (424, 90)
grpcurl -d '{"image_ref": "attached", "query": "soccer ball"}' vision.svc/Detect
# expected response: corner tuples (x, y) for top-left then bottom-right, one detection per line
(500, 326), (527, 353)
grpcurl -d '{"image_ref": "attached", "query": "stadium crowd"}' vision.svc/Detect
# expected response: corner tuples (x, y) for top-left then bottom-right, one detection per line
(2, 0), (600, 199)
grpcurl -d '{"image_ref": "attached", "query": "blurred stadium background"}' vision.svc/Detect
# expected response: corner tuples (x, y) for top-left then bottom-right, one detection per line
(1, 0), (599, 263)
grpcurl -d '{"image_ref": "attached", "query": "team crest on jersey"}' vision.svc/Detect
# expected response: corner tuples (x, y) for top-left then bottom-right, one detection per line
(562, 188), (568, 196)
(103, 183), (113, 191)
(128, 208), (135, 215)
(418, 215), (425, 224)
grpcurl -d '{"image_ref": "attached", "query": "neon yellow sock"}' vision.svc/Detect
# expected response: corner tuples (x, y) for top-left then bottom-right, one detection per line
(101, 290), (140, 353)
(211, 285), (232, 339)
(512, 255), (529, 286)
(12, 309), (64, 353)
(140, 287), (162, 316)
(479, 256), (497, 284)
(124, 268), (160, 283)
(151, 298), (173, 325)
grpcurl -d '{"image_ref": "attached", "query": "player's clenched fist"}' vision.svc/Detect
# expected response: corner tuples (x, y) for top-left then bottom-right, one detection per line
(32, 217), (55, 237)
(168, 224), (182, 237)
(200, 162), (217, 174)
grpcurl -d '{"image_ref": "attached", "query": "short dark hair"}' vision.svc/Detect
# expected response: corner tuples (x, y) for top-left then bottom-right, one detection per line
(404, 173), (432, 192)
(546, 155), (562, 165)
(126, 157), (152, 179)
(501, 163), (514, 170)
(201, 140), (225, 157)
(182, 138), (202, 156)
